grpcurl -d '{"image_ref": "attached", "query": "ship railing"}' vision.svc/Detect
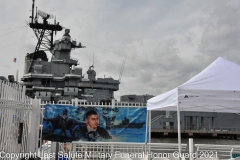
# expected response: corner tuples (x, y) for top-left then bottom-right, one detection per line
(40, 99), (147, 107)
(114, 101), (146, 107)
(55, 99), (147, 107)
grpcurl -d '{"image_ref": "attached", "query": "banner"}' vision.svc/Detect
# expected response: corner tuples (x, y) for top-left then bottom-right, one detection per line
(42, 104), (147, 142)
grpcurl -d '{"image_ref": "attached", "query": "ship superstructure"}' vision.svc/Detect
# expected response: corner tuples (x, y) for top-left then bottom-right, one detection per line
(21, 0), (120, 103)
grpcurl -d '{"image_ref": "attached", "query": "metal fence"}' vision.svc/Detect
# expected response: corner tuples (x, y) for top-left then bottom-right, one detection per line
(195, 144), (240, 160)
(38, 140), (240, 160)
(38, 141), (187, 160)
(37, 99), (188, 160)
(0, 80), (40, 159)
(37, 100), (240, 160)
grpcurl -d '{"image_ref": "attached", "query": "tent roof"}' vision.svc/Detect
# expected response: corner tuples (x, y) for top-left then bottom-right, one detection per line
(147, 57), (240, 113)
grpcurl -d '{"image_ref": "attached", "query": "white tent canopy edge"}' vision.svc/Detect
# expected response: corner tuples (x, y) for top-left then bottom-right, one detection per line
(147, 57), (240, 113)
(147, 57), (240, 154)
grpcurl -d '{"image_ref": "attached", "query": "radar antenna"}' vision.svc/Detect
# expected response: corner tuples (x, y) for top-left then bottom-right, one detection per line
(38, 10), (54, 20)
(93, 52), (94, 67)
(27, 0), (63, 73)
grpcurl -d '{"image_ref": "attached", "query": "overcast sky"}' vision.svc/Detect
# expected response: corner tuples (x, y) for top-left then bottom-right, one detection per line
(1, 0), (240, 100)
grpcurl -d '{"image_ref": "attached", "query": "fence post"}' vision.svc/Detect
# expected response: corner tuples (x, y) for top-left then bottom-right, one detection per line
(189, 138), (194, 160)
(112, 99), (115, 107)
(75, 98), (78, 106)
(21, 86), (26, 102)
(51, 142), (57, 160)
(28, 98), (41, 154)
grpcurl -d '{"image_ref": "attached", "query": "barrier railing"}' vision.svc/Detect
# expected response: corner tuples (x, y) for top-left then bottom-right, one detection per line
(195, 143), (240, 160)
(37, 99), (240, 160)
(0, 81), (31, 154)
(38, 141), (187, 160)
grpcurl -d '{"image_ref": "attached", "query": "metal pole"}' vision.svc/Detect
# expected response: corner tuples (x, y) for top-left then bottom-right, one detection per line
(149, 110), (151, 143)
(145, 110), (148, 143)
(197, 117), (198, 129)
(189, 138), (194, 160)
(209, 117), (210, 130)
(177, 103), (181, 154)
(16, 69), (18, 82)
(31, 0), (35, 23)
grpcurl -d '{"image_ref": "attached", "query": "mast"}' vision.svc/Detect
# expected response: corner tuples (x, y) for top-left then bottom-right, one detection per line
(27, 0), (63, 73)
(29, 0), (63, 52)
(31, 0), (35, 23)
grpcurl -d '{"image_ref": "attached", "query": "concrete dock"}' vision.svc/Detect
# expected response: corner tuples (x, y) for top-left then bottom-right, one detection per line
(151, 128), (240, 139)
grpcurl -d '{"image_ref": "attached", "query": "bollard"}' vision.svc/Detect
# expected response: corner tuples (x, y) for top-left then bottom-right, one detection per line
(189, 138), (194, 160)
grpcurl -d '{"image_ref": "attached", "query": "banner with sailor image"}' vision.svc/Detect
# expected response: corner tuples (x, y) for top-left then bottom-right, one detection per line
(42, 104), (147, 142)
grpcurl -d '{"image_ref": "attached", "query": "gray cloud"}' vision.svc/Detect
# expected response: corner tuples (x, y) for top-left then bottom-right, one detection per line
(1, 0), (240, 101)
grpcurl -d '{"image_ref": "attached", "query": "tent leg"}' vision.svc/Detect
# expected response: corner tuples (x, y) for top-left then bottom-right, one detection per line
(148, 110), (151, 143)
(177, 103), (181, 155)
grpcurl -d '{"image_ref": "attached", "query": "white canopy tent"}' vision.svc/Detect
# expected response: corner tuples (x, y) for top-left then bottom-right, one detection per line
(147, 57), (240, 153)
